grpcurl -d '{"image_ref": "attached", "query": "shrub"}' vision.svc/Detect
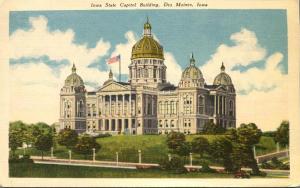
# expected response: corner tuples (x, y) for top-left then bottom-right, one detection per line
(9, 155), (33, 163)
(160, 156), (187, 174)
(199, 160), (216, 173)
(261, 160), (273, 169)
(271, 157), (283, 166)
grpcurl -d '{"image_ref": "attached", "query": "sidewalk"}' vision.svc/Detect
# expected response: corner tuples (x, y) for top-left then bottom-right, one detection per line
(31, 156), (159, 169)
(31, 155), (289, 175)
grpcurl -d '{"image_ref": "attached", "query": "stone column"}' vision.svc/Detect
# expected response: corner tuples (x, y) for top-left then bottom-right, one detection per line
(116, 94), (119, 115)
(214, 95), (217, 116)
(121, 119), (125, 133)
(168, 154), (172, 161)
(224, 96), (227, 115)
(217, 95), (220, 115)
(109, 119), (112, 131)
(109, 95), (112, 115)
(128, 118), (132, 134)
(102, 95), (104, 116)
(189, 152), (193, 166)
(152, 96), (154, 115)
(122, 94), (125, 115)
(129, 94), (132, 115)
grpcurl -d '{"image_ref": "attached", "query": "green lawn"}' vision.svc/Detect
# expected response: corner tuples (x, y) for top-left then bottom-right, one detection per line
(9, 162), (233, 178)
(14, 135), (277, 165)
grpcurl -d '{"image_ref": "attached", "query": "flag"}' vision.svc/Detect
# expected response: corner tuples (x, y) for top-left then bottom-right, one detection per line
(107, 55), (120, 64)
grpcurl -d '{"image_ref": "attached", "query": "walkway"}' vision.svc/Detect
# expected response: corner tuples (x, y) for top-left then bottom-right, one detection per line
(256, 150), (289, 163)
(31, 156), (289, 176)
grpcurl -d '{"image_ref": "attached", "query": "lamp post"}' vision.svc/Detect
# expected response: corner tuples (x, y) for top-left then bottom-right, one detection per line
(51, 147), (54, 158)
(168, 154), (171, 161)
(68, 150), (72, 163)
(116, 152), (119, 166)
(92, 148), (96, 162)
(138, 150), (142, 164)
(253, 146), (258, 163)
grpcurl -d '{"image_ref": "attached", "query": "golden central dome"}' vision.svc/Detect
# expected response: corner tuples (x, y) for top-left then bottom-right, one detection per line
(131, 37), (164, 60)
(131, 19), (164, 60)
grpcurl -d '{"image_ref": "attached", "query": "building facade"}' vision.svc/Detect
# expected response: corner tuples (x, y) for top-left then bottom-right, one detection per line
(59, 19), (236, 135)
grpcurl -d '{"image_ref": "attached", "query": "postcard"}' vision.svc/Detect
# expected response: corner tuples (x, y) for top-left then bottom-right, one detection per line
(0, 0), (299, 187)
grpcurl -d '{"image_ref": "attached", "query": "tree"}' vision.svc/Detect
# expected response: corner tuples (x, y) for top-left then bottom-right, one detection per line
(57, 128), (78, 149)
(160, 155), (187, 174)
(9, 128), (23, 157)
(274, 120), (289, 146)
(191, 136), (209, 158)
(9, 121), (29, 157)
(74, 134), (101, 159)
(234, 123), (262, 175)
(210, 137), (234, 172)
(202, 121), (225, 134)
(35, 133), (53, 159)
(166, 131), (186, 153)
(175, 141), (191, 164)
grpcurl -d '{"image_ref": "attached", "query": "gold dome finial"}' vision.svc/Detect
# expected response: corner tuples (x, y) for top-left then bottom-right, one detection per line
(72, 63), (76, 73)
(221, 62), (225, 72)
(190, 53), (195, 66)
(144, 16), (152, 36)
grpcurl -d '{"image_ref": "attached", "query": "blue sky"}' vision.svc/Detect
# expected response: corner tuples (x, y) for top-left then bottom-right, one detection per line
(9, 10), (288, 130)
(10, 10), (287, 73)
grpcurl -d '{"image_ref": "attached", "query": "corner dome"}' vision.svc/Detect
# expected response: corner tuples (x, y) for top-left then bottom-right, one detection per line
(64, 64), (84, 87)
(181, 54), (204, 80)
(213, 63), (233, 86)
(131, 18), (164, 60)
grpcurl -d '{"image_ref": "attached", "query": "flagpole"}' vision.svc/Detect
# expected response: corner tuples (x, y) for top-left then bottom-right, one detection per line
(119, 55), (121, 82)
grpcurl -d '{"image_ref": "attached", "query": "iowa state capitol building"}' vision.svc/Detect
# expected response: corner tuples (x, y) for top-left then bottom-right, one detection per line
(59, 19), (236, 135)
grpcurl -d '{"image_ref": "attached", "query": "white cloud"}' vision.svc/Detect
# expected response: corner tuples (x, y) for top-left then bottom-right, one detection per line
(165, 52), (182, 84)
(10, 63), (60, 124)
(9, 16), (112, 124)
(108, 31), (137, 77)
(9, 15), (110, 87)
(201, 28), (287, 131)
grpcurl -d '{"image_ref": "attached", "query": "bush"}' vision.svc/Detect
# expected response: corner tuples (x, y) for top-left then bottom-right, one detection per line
(9, 155), (33, 163)
(271, 157), (283, 166)
(199, 160), (216, 173)
(261, 160), (273, 169)
(160, 156), (187, 174)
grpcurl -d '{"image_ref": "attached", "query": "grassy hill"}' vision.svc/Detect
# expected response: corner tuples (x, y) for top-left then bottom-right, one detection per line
(14, 135), (277, 165)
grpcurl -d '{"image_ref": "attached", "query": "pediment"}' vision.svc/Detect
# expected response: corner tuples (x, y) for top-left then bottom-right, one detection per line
(99, 82), (130, 92)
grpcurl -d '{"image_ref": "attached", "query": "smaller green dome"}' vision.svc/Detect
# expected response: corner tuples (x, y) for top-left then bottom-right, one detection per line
(64, 64), (84, 87)
(213, 63), (233, 85)
(181, 54), (203, 80)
